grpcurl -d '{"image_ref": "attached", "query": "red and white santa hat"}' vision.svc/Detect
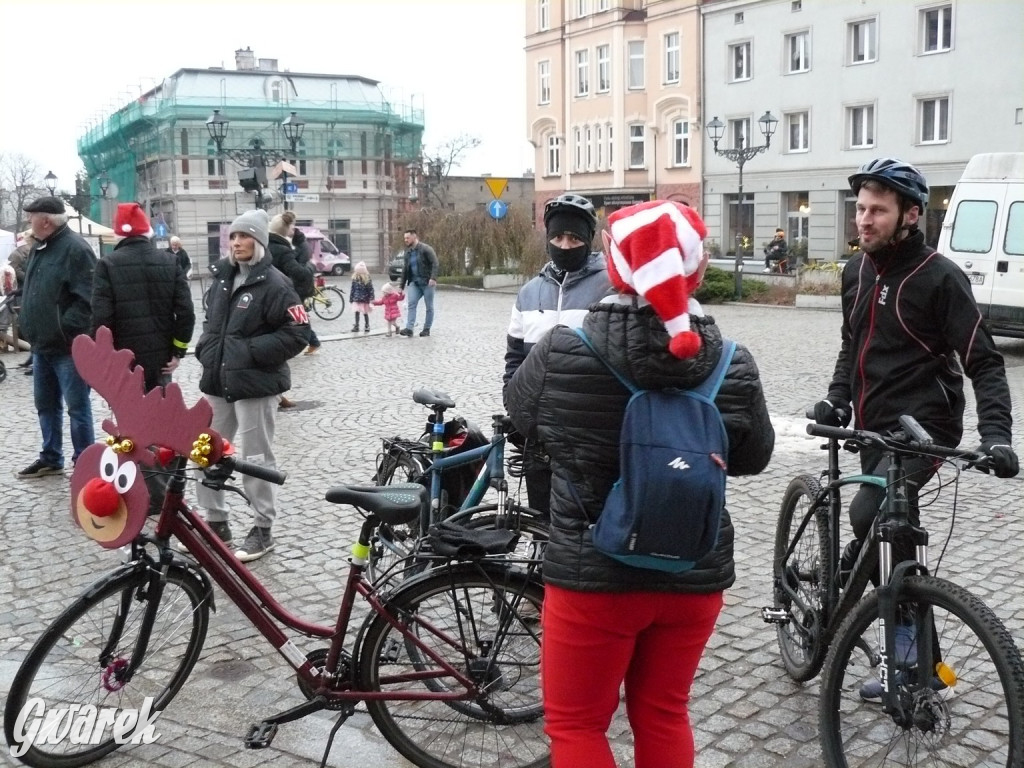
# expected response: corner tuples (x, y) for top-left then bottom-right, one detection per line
(113, 203), (152, 238)
(606, 200), (708, 359)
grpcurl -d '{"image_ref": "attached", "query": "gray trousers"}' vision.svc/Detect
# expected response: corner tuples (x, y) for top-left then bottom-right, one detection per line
(196, 394), (279, 529)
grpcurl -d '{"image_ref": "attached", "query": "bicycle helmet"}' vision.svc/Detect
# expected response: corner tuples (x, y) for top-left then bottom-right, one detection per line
(848, 158), (929, 211)
(543, 193), (598, 229)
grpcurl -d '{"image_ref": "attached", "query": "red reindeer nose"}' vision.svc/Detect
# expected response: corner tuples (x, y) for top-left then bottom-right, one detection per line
(83, 477), (121, 517)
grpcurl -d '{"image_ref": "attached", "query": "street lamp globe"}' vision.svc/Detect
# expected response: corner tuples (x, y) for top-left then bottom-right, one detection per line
(44, 170), (58, 195)
(757, 111), (779, 145)
(705, 117), (725, 150)
(281, 111), (305, 154)
(206, 109), (229, 150)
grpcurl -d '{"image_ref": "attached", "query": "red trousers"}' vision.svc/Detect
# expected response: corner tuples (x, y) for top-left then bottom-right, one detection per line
(542, 585), (724, 768)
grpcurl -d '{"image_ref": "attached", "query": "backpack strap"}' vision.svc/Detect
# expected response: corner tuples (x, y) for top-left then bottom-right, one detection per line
(574, 328), (638, 394)
(693, 339), (736, 401)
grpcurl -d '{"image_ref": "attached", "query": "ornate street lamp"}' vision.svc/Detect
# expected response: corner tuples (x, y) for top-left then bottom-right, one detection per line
(706, 110), (778, 299)
(44, 171), (57, 195)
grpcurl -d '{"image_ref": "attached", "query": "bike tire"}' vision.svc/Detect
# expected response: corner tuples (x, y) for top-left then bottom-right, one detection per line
(819, 575), (1024, 767)
(369, 449), (431, 583)
(201, 286), (211, 312)
(3, 565), (210, 767)
(773, 475), (832, 682)
(358, 565), (548, 768)
(313, 286), (346, 321)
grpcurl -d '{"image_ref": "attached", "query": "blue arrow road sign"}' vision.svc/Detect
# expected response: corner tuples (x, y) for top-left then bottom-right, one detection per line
(154, 222), (168, 237)
(488, 199), (508, 220)
(282, 182), (298, 195)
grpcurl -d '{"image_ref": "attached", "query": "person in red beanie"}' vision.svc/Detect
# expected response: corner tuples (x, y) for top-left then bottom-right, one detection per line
(506, 200), (774, 768)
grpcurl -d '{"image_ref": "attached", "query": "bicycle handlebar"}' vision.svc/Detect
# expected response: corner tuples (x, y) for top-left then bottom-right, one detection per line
(217, 455), (288, 485)
(805, 418), (991, 469)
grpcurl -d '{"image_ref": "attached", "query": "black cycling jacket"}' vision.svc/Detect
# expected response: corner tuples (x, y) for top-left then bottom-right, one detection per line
(827, 229), (1012, 448)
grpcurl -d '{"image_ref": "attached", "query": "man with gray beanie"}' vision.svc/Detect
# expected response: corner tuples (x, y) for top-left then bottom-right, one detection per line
(502, 193), (611, 516)
(192, 209), (309, 561)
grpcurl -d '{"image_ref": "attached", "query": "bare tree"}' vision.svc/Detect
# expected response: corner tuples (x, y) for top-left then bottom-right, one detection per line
(0, 154), (45, 232)
(417, 134), (482, 208)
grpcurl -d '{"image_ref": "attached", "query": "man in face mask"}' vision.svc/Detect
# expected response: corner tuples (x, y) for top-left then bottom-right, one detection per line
(503, 193), (611, 516)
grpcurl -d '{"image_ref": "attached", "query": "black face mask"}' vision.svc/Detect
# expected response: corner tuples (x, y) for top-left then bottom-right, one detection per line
(547, 242), (589, 272)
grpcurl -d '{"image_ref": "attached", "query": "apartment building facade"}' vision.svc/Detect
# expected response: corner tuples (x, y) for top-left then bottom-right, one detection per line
(77, 49), (423, 269)
(526, 0), (704, 223)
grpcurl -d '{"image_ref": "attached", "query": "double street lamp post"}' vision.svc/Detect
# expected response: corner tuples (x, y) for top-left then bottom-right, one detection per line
(206, 109), (305, 210)
(705, 110), (778, 299)
(43, 170), (112, 234)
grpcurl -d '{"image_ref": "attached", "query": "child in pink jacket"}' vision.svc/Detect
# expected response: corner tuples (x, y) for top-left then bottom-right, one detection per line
(372, 282), (406, 337)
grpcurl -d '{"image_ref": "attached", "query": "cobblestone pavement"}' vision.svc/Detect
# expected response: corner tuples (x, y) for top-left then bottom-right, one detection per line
(2, 279), (1023, 768)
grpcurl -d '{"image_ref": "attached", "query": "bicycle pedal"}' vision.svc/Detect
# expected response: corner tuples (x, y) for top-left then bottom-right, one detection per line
(761, 607), (790, 624)
(244, 721), (278, 749)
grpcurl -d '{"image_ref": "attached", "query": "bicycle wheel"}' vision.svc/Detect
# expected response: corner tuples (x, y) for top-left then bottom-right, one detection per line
(773, 475), (832, 682)
(313, 286), (346, 321)
(369, 449), (430, 583)
(358, 565), (547, 768)
(201, 286), (211, 312)
(820, 575), (1024, 767)
(4, 565), (210, 767)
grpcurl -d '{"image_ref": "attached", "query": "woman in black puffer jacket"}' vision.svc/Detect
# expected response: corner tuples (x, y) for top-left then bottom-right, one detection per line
(506, 201), (774, 768)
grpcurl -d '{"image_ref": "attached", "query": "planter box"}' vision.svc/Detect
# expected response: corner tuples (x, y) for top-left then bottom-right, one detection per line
(796, 294), (842, 310)
(482, 274), (524, 289)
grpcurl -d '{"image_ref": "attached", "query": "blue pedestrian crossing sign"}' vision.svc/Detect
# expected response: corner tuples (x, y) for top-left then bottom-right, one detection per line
(488, 199), (508, 220)
(154, 222), (168, 237)
(283, 182), (298, 195)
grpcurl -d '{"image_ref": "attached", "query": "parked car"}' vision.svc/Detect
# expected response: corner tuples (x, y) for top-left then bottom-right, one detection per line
(388, 251), (405, 282)
(298, 226), (351, 275)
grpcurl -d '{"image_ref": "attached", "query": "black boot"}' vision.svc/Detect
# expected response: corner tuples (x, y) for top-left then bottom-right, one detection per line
(364, 314), (370, 333)
(351, 314), (360, 332)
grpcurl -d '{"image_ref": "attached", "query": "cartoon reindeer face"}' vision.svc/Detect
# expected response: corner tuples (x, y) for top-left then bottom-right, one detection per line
(69, 327), (223, 549)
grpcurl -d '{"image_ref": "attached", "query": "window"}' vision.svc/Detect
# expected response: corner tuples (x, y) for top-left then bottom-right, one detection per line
(918, 96), (949, 143)
(786, 31), (809, 73)
(596, 125), (604, 169)
(921, 5), (952, 53)
(849, 19), (877, 64)
(628, 124), (645, 168)
(730, 41), (751, 81)
(597, 45), (611, 92)
(291, 138), (307, 176)
(180, 129), (189, 175)
(327, 138), (346, 176)
(792, 0), (802, 10)
(575, 49), (590, 97)
(576, 0), (588, 18)
(546, 135), (561, 176)
(664, 33), (680, 84)
(627, 41), (645, 89)
(787, 111), (809, 152)
(328, 219), (351, 255)
(207, 221), (230, 263)
(597, 0), (610, 9)
(574, 128), (584, 171)
(735, 12), (744, 23)
(949, 200), (996, 253)
(538, 60), (551, 104)
(848, 104), (875, 148)
(585, 126), (593, 170)
(607, 124), (614, 169)
(206, 140), (224, 176)
(270, 81), (282, 103)
(671, 120), (690, 166)
(1006, 202), (1024, 255)
(729, 118), (750, 150)
(538, 0), (550, 31)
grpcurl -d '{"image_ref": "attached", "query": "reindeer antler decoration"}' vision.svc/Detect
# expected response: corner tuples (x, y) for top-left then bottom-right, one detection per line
(69, 327), (225, 549)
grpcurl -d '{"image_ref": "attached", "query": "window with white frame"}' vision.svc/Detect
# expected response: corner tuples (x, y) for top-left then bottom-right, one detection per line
(729, 117), (750, 149)
(628, 124), (645, 168)
(786, 31), (809, 73)
(730, 41), (752, 81)
(920, 5), (952, 53)
(628, 41), (645, 89)
(538, 60), (551, 104)
(607, 124), (614, 169)
(918, 96), (949, 143)
(574, 128), (583, 171)
(848, 104), (875, 148)
(575, 50), (590, 97)
(848, 18), (877, 64)
(597, 0), (610, 10)
(576, 0), (588, 18)
(597, 45), (611, 92)
(664, 33), (680, 84)
(585, 126), (593, 170)
(538, 0), (550, 31)
(787, 111), (809, 152)
(546, 135), (561, 176)
(672, 119), (690, 166)
(596, 124), (604, 169)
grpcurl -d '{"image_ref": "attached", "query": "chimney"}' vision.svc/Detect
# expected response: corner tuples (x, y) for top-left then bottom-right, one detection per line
(257, 58), (279, 72)
(235, 47), (256, 71)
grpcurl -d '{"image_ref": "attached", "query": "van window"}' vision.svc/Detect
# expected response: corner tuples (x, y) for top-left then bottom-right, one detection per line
(1005, 201), (1024, 256)
(949, 200), (997, 253)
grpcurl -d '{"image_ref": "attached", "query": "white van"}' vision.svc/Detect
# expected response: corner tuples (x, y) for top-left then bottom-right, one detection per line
(937, 152), (1024, 338)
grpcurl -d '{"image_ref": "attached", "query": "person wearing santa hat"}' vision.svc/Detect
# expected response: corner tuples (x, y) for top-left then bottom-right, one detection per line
(506, 200), (774, 768)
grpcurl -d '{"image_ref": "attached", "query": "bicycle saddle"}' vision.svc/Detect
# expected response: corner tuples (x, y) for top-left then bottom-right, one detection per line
(412, 388), (456, 410)
(325, 483), (427, 526)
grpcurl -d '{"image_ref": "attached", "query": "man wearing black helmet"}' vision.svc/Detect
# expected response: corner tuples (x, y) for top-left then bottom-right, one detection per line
(503, 193), (611, 515)
(814, 158), (1018, 699)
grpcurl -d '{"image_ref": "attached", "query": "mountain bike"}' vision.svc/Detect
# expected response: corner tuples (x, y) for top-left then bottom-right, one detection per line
(371, 387), (547, 583)
(762, 413), (1024, 766)
(307, 275), (345, 321)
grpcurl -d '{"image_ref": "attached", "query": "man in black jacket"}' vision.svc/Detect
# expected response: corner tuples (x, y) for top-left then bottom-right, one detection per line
(166, 236), (191, 278)
(398, 228), (438, 337)
(17, 196), (97, 478)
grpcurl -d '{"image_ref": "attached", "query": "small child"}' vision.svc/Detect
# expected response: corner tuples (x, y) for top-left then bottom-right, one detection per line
(372, 282), (406, 337)
(349, 261), (375, 333)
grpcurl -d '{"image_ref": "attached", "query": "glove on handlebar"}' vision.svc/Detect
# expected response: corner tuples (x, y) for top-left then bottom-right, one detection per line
(813, 399), (851, 428)
(980, 439), (1020, 479)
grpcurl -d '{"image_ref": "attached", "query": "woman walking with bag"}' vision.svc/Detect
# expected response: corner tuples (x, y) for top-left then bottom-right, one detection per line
(506, 200), (774, 768)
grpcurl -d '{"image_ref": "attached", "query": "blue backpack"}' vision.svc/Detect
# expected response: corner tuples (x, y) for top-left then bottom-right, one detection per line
(575, 329), (736, 573)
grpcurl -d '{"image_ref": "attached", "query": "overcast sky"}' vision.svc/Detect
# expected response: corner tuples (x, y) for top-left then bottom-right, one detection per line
(0, 0), (531, 193)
